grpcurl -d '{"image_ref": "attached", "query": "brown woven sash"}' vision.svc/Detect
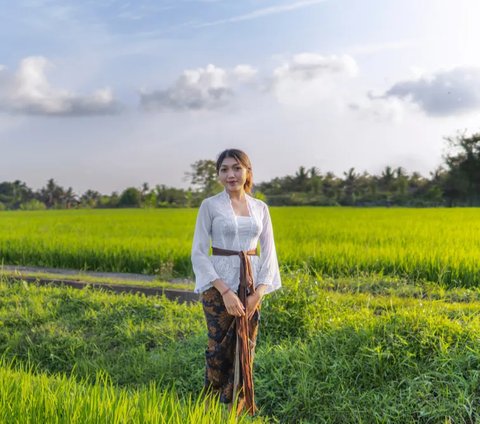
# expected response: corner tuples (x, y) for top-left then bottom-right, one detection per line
(211, 246), (258, 416)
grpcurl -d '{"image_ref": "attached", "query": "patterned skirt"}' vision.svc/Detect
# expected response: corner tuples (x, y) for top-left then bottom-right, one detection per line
(201, 286), (260, 405)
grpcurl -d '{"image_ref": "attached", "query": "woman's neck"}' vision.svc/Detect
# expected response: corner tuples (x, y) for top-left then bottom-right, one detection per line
(225, 187), (246, 201)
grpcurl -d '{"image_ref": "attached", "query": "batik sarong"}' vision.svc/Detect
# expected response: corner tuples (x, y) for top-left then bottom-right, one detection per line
(201, 285), (260, 413)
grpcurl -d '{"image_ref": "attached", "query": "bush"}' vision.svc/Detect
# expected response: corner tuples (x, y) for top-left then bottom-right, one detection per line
(19, 200), (47, 211)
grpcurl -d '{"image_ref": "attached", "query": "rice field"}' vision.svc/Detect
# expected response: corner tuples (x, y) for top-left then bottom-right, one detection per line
(0, 207), (480, 285)
(2, 206), (480, 422)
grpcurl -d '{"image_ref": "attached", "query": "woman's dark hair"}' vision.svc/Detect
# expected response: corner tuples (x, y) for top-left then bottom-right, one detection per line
(216, 149), (253, 194)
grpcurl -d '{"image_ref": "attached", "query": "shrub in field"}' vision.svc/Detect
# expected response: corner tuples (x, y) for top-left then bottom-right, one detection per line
(19, 200), (47, 210)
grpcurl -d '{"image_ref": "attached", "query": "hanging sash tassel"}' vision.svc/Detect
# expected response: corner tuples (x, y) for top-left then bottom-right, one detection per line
(211, 246), (258, 416)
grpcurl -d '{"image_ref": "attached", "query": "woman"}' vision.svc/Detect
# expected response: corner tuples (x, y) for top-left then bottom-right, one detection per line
(191, 148), (281, 416)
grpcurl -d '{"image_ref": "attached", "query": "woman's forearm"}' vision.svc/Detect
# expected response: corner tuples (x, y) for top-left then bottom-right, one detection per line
(211, 278), (230, 295)
(255, 284), (268, 298)
(212, 279), (267, 298)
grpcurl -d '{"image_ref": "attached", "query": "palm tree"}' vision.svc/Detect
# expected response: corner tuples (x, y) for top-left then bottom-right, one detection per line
(294, 166), (308, 191)
(342, 167), (359, 204)
(322, 171), (339, 200)
(141, 182), (150, 200)
(380, 166), (395, 192)
(308, 167), (322, 194)
(40, 179), (65, 208)
(394, 167), (408, 196)
(63, 187), (78, 209)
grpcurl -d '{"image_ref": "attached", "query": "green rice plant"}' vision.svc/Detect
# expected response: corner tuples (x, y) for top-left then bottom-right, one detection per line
(1, 207), (480, 285)
(0, 357), (263, 424)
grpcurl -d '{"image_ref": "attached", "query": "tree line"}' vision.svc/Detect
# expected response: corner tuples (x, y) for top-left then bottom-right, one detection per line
(1, 131), (479, 210)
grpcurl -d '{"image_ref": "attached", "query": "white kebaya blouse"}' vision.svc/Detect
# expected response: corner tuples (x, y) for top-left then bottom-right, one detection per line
(191, 188), (282, 295)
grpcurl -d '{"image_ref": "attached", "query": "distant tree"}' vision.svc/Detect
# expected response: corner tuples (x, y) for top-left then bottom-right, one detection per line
(380, 166), (395, 193)
(185, 159), (222, 196)
(109, 191), (120, 208)
(39, 179), (65, 208)
(294, 166), (309, 191)
(322, 172), (339, 201)
(308, 167), (322, 194)
(342, 167), (359, 205)
(0, 180), (33, 208)
(81, 190), (101, 208)
(118, 187), (142, 207)
(141, 182), (150, 202)
(394, 167), (407, 195)
(443, 131), (480, 205)
(63, 187), (78, 209)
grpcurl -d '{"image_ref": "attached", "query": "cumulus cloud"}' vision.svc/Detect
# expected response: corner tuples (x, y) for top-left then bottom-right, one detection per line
(0, 56), (120, 116)
(384, 66), (480, 116)
(141, 64), (236, 111)
(348, 94), (409, 123)
(232, 64), (258, 82)
(271, 53), (358, 107)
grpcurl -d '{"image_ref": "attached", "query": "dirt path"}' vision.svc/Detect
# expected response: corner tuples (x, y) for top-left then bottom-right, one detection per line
(1, 265), (198, 303)
(2, 265), (156, 281)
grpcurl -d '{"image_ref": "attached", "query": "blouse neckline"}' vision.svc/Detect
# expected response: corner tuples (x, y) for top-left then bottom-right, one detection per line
(221, 188), (254, 219)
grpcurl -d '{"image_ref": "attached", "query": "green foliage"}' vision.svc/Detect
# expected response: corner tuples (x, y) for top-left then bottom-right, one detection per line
(119, 187), (142, 207)
(184, 159), (223, 197)
(443, 131), (480, 205)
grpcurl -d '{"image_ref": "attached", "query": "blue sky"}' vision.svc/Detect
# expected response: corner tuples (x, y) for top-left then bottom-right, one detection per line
(1, 0), (480, 194)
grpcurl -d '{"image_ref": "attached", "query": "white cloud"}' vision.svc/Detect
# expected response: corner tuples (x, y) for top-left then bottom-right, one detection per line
(0, 56), (120, 116)
(348, 94), (410, 123)
(232, 64), (258, 82)
(384, 66), (480, 116)
(141, 64), (235, 111)
(271, 53), (358, 107)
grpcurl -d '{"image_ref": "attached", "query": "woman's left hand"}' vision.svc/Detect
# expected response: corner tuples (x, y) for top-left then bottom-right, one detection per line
(246, 292), (262, 320)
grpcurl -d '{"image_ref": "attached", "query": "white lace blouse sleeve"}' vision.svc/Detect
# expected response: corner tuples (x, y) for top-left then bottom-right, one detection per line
(191, 199), (220, 294)
(257, 202), (281, 294)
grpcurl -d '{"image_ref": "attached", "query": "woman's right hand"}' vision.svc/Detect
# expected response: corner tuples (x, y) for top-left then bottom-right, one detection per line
(222, 290), (245, 317)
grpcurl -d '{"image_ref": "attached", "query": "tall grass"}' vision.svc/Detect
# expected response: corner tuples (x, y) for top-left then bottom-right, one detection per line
(0, 357), (262, 424)
(3, 275), (480, 422)
(1, 207), (480, 285)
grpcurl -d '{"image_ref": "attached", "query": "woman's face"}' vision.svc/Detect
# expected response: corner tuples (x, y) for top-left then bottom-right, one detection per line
(218, 157), (248, 193)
